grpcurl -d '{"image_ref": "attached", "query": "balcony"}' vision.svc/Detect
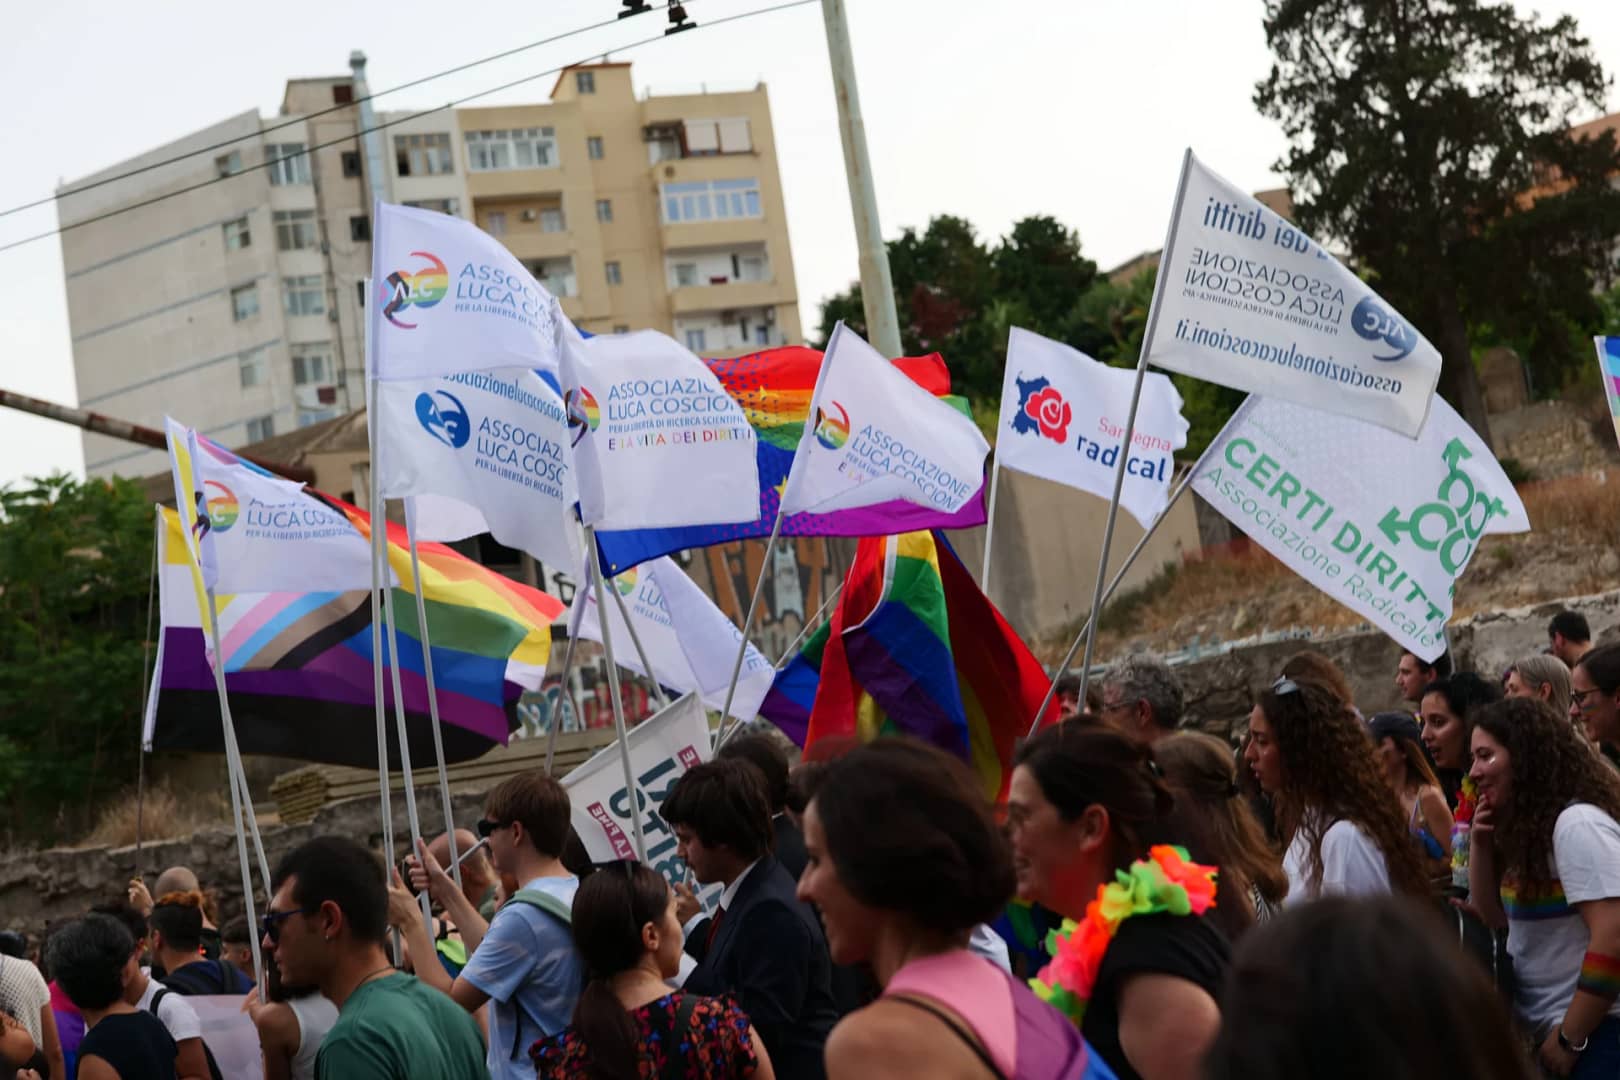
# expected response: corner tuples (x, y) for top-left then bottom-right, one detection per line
(668, 278), (783, 316)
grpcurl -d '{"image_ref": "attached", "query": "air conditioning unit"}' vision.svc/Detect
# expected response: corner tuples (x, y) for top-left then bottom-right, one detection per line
(521, 208), (539, 222)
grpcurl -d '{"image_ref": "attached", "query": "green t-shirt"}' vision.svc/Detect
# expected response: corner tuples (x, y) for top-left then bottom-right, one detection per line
(316, 972), (485, 1080)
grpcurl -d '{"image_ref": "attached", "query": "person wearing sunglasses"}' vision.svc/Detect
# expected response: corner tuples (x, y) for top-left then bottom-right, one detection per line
(1245, 677), (1429, 903)
(263, 836), (485, 1080)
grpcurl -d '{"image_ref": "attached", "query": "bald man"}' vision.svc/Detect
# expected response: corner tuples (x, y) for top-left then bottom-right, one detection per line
(129, 865), (222, 971)
(423, 831), (500, 980)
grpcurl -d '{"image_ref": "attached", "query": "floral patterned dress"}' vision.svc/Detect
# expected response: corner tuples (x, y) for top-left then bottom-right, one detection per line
(531, 992), (759, 1079)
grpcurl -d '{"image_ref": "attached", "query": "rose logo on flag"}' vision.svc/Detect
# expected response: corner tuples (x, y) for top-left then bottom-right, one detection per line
(381, 251), (449, 329)
(1010, 374), (1071, 444)
(415, 390), (471, 448)
(813, 402), (851, 450)
(203, 480), (239, 534)
(566, 386), (600, 447)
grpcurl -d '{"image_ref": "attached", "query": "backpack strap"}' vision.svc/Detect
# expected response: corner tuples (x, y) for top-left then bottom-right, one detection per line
(147, 986), (169, 1017)
(656, 995), (703, 1080)
(500, 888), (573, 1060)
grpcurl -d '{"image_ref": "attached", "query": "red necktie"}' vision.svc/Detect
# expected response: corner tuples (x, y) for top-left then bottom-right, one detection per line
(705, 905), (726, 950)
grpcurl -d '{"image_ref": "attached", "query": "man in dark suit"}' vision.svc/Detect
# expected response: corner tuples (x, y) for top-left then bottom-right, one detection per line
(717, 730), (809, 880)
(663, 759), (838, 1080)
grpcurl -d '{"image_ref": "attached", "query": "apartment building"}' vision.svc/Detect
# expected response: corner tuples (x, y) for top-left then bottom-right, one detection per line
(60, 56), (801, 478)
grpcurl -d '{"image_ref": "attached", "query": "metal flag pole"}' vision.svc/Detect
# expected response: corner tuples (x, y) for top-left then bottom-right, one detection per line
(544, 566), (588, 778)
(363, 308), (396, 903)
(774, 582), (843, 670)
(135, 512), (160, 864)
(608, 577), (670, 711)
(585, 525), (648, 860)
(404, 497), (461, 891)
(380, 508), (434, 931)
(713, 512), (784, 750)
(980, 453), (1003, 597)
(1070, 149), (1196, 722)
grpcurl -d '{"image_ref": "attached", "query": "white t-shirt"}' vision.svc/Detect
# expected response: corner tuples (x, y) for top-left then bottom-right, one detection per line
(1283, 816), (1392, 903)
(136, 968), (202, 1042)
(1505, 803), (1620, 1035)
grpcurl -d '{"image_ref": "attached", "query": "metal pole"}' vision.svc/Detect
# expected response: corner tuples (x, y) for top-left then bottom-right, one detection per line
(135, 513), (160, 863)
(585, 525), (648, 860)
(405, 500), (461, 891)
(980, 454), (1003, 596)
(714, 513), (784, 750)
(608, 577), (671, 711)
(820, 0), (902, 359)
(382, 522), (433, 931)
(1070, 150), (1195, 723)
(1030, 466), (1196, 736)
(544, 566), (588, 777)
(365, 360), (396, 897)
(774, 582), (842, 670)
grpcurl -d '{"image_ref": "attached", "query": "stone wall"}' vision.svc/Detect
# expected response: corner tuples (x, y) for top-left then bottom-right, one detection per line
(1489, 400), (1620, 480)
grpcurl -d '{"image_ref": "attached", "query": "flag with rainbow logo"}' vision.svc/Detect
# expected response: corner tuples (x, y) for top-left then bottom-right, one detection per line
(1596, 337), (1620, 452)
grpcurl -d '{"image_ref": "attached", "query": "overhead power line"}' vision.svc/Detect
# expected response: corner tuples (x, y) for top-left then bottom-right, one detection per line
(0, 0), (815, 257)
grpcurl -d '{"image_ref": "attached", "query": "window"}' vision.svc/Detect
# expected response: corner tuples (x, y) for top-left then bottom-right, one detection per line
(395, 133), (454, 176)
(215, 151), (242, 178)
(356, 281), (367, 309)
(283, 275), (325, 317)
(595, 199), (613, 224)
(405, 197), (460, 216)
(245, 415), (275, 443)
(332, 84), (354, 105)
(645, 124), (682, 164)
(341, 151), (362, 178)
(350, 215), (371, 242)
(540, 207), (565, 233)
(613, 325), (629, 334)
(673, 262), (698, 288)
(485, 211), (507, 236)
(292, 348), (332, 385)
(524, 259), (576, 297)
(464, 128), (558, 172)
(267, 144), (310, 185)
(576, 71), (596, 94)
(661, 178), (762, 224)
(586, 136), (604, 160)
(238, 349), (267, 388)
(274, 209), (317, 251)
(222, 216), (251, 251)
(684, 329), (706, 352)
(605, 261), (622, 286)
(735, 253), (768, 282)
(682, 118), (751, 156)
(230, 284), (259, 322)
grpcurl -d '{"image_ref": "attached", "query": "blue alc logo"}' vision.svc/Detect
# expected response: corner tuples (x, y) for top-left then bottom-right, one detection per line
(1351, 295), (1417, 362)
(415, 390), (471, 448)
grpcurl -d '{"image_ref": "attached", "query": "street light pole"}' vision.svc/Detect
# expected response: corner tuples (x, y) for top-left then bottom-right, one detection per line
(819, 0), (902, 358)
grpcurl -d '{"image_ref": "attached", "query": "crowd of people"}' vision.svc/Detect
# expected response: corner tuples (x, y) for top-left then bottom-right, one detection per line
(7, 610), (1620, 1078)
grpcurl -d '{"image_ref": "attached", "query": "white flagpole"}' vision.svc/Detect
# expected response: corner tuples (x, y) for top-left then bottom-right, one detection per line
(1071, 149), (1195, 721)
(201, 587), (267, 1002)
(608, 577), (670, 711)
(404, 497), (461, 891)
(713, 512), (784, 750)
(363, 284), (396, 907)
(380, 504), (433, 931)
(981, 453), (1003, 596)
(585, 526), (648, 860)
(774, 582), (843, 670)
(544, 565), (588, 778)
(1030, 464), (1197, 736)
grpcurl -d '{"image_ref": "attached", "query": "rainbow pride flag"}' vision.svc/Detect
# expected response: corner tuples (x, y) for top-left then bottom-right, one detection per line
(1596, 337), (1620, 452)
(144, 497), (565, 769)
(592, 346), (987, 575)
(766, 530), (1060, 802)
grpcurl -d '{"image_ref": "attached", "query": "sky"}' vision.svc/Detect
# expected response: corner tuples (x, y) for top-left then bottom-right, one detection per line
(3, 0), (1618, 489)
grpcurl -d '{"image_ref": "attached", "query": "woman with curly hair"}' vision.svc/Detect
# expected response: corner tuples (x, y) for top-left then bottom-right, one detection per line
(1244, 677), (1429, 902)
(1468, 697), (1620, 1078)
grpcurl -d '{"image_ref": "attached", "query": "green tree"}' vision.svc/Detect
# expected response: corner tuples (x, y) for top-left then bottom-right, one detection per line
(0, 474), (153, 844)
(1255, 0), (1620, 444)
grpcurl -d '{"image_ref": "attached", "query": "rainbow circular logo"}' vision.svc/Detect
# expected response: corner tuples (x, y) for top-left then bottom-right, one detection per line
(567, 386), (600, 446)
(813, 401), (851, 450)
(612, 567), (638, 597)
(204, 480), (239, 533)
(381, 251), (450, 329)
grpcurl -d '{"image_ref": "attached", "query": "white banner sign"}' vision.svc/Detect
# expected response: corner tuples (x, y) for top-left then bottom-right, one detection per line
(376, 366), (580, 570)
(1192, 395), (1529, 660)
(997, 327), (1189, 529)
(561, 328), (760, 531)
(563, 693), (710, 881)
(189, 996), (264, 1080)
(780, 322), (989, 517)
(1146, 151), (1442, 438)
(369, 201), (564, 380)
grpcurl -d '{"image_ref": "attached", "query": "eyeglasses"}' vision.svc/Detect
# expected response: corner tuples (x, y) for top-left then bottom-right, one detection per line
(476, 818), (513, 839)
(1572, 687), (1605, 710)
(261, 907), (316, 944)
(1272, 677), (1300, 696)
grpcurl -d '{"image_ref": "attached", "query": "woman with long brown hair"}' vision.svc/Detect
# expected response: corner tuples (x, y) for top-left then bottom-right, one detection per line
(1366, 712), (1453, 880)
(1244, 677), (1429, 902)
(1155, 732), (1286, 937)
(1468, 697), (1620, 1078)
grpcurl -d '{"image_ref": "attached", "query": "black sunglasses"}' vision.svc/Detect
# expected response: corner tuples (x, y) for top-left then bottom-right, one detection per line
(261, 907), (316, 944)
(476, 818), (513, 839)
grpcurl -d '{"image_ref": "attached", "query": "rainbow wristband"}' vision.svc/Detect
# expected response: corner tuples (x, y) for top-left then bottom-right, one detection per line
(1578, 951), (1620, 998)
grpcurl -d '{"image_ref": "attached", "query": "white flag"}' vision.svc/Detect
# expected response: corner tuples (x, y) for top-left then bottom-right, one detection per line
(376, 366), (580, 570)
(369, 201), (564, 380)
(1145, 151), (1442, 438)
(779, 323), (989, 517)
(563, 693), (710, 878)
(574, 557), (774, 722)
(997, 327), (1189, 529)
(1191, 394), (1528, 660)
(165, 418), (386, 595)
(560, 327), (759, 530)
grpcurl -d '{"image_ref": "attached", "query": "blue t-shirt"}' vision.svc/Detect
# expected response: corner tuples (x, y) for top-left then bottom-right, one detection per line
(460, 875), (581, 1080)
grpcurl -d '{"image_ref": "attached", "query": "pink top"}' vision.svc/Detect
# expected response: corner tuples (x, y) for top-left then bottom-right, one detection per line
(885, 950), (1017, 1077)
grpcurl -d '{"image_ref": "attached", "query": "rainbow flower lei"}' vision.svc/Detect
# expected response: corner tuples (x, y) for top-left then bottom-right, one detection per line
(1450, 776), (1478, 881)
(1030, 845), (1218, 1026)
